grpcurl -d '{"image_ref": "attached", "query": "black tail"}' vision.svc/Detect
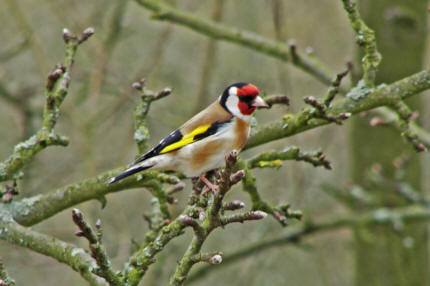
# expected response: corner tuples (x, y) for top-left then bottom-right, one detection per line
(108, 165), (152, 184)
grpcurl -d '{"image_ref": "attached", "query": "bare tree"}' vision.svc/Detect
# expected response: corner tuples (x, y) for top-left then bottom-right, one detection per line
(1, 1), (430, 286)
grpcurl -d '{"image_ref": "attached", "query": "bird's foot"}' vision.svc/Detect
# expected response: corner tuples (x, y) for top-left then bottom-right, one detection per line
(199, 175), (219, 196)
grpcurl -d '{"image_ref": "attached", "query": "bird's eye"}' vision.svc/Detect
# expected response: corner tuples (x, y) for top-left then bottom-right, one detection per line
(238, 95), (255, 104)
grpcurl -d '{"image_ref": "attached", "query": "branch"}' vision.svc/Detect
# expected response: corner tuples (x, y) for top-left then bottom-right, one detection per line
(389, 100), (427, 152)
(9, 168), (178, 226)
(135, 0), (334, 85)
(135, 0), (426, 153)
(245, 68), (430, 150)
(247, 146), (332, 170)
(9, 67), (430, 227)
(0, 257), (15, 286)
(168, 152), (261, 286)
(189, 252), (223, 265)
(239, 165), (302, 226)
(369, 108), (430, 151)
(301, 70), (351, 125)
(123, 206), (192, 286)
(0, 208), (105, 285)
(187, 206), (430, 284)
(341, 0), (381, 86)
(133, 79), (172, 153)
(264, 94), (290, 108)
(218, 210), (267, 226)
(394, 183), (430, 207)
(72, 209), (122, 285)
(0, 28), (94, 182)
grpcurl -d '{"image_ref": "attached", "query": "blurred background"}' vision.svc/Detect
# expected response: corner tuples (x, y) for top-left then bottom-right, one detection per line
(0, 0), (429, 285)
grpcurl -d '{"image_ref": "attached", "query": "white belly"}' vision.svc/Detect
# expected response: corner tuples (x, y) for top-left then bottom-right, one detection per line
(177, 118), (249, 177)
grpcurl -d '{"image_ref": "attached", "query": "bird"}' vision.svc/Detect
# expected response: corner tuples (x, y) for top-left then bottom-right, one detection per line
(108, 82), (267, 191)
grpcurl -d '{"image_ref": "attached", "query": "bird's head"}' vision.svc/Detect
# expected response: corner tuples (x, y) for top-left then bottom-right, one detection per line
(219, 82), (268, 120)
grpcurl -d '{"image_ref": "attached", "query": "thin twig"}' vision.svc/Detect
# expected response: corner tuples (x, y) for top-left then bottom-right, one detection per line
(187, 206), (430, 284)
(0, 28), (93, 182)
(72, 209), (122, 285)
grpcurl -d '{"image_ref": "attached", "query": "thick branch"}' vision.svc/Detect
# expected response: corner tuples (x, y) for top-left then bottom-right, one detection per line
(9, 67), (429, 227)
(245, 68), (430, 150)
(9, 169), (178, 226)
(0, 209), (104, 285)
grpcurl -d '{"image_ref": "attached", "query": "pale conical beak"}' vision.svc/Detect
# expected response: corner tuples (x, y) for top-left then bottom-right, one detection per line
(252, 96), (268, 108)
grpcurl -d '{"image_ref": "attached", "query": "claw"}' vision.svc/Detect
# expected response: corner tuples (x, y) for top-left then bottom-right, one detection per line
(199, 175), (219, 196)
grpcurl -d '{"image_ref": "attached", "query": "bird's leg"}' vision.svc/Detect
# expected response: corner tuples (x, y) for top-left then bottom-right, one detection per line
(199, 174), (219, 196)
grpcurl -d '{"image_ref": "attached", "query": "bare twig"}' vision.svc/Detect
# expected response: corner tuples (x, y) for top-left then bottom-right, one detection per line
(245, 68), (430, 150)
(341, 0), (381, 86)
(72, 209), (122, 285)
(303, 70), (351, 125)
(236, 160), (302, 226)
(133, 79), (173, 152)
(389, 100), (427, 152)
(187, 206), (430, 284)
(265, 95), (290, 108)
(0, 28), (93, 182)
(248, 146), (332, 170)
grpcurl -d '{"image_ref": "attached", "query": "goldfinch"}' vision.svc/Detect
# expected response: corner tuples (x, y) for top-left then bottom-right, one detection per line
(109, 82), (267, 190)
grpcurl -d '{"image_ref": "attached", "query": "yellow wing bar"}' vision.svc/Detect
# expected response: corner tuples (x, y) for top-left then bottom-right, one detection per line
(160, 124), (211, 154)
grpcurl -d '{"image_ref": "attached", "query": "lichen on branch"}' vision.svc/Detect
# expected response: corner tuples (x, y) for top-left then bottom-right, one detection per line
(0, 28), (94, 182)
(340, 0), (381, 86)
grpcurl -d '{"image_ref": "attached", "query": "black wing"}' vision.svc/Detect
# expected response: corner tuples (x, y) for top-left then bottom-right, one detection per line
(133, 129), (183, 164)
(132, 119), (232, 164)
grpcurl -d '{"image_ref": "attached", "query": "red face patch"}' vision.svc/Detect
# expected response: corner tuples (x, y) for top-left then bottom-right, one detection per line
(238, 101), (256, 115)
(237, 84), (259, 96)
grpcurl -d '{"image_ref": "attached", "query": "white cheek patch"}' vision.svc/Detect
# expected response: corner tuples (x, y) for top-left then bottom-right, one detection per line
(225, 92), (252, 121)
